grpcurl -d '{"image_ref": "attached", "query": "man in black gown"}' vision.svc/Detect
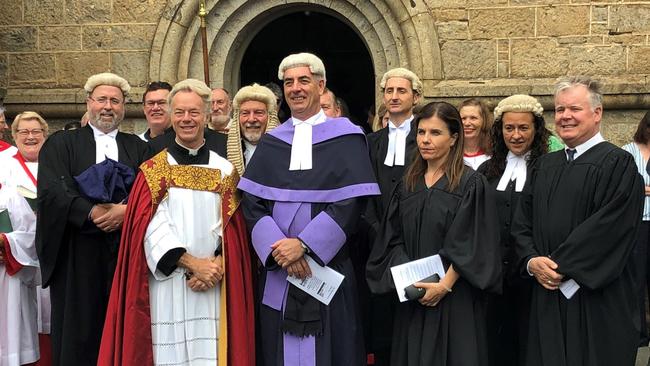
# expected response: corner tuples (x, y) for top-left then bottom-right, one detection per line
(512, 76), (644, 366)
(36, 72), (149, 365)
(364, 67), (422, 365)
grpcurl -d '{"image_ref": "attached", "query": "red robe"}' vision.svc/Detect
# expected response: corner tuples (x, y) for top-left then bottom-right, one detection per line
(98, 151), (255, 366)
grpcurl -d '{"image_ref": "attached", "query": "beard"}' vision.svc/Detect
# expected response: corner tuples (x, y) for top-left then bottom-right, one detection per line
(89, 110), (123, 133)
(210, 115), (230, 130)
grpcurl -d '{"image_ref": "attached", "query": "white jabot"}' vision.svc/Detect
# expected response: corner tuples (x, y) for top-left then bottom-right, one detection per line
(497, 151), (530, 192)
(289, 110), (327, 171)
(243, 139), (256, 166)
(568, 132), (605, 161)
(384, 116), (413, 167)
(89, 123), (119, 163)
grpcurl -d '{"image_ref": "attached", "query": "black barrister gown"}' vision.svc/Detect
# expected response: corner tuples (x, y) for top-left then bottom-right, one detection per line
(477, 162), (532, 366)
(362, 125), (416, 363)
(366, 169), (502, 366)
(512, 142), (644, 366)
(36, 126), (149, 366)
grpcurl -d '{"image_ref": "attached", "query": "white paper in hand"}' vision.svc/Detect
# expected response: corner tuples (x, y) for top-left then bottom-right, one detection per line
(286, 256), (345, 305)
(390, 254), (446, 302)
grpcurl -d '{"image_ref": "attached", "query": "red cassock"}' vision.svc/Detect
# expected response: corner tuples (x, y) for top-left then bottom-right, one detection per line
(98, 153), (255, 366)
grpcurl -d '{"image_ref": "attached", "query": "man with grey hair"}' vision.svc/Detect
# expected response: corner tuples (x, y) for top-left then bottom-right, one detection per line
(226, 83), (280, 176)
(238, 52), (379, 365)
(320, 87), (341, 118)
(0, 105), (18, 159)
(36, 72), (148, 366)
(99, 78), (255, 366)
(512, 76), (644, 365)
(209, 87), (232, 133)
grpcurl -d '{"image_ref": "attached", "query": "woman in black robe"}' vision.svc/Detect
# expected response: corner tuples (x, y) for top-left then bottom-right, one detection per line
(477, 94), (551, 366)
(366, 101), (502, 366)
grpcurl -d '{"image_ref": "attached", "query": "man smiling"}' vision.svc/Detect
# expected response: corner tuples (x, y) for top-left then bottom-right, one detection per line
(138, 81), (172, 142)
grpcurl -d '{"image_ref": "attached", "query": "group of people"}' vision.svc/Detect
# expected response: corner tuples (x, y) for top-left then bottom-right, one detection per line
(0, 51), (647, 366)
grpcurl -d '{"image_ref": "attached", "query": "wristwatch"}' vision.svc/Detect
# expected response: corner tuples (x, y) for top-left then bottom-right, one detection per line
(299, 238), (311, 254)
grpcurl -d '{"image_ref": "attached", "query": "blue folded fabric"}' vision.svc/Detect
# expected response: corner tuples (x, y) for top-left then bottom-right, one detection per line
(74, 158), (135, 204)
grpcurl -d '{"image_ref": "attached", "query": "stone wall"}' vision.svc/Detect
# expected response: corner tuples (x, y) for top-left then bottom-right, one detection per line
(1, 0), (650, 145)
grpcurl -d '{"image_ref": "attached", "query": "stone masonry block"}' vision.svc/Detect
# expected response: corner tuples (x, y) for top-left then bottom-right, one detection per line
(537, 6), (590, 37)
(65, 0), (111, 24)
(9, 53), (56, 81)
(441, 40), (496, 79)
(437, 21), (469, 40)
(25, 0), (64, 25)
(56, 52), (110, 87)
(511, 38), (569, 78)
(113, 0), (168, 23)
(0, 27), (37, 52)
(610, 5), (650, 34)
(39, 26), (82, 51)
(111, 52), (149, 87)
(629, 46), (650, 74)
(0, 0), (22, 26)
(469, 8), (535, 39)
(568, 46), (626, 75)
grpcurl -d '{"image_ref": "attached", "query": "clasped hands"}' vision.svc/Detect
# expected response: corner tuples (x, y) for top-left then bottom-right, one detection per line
(271, 238), (311, 280)
(528, 256), (564, 290)
(91, 203), (126, 233)
(183, 254), (224, 292)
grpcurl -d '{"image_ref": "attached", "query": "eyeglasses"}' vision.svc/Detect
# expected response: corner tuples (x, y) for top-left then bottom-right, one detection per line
(16, 128), (44, 137)
(144, 100), (168, 108)
(89, 96), (123, 106)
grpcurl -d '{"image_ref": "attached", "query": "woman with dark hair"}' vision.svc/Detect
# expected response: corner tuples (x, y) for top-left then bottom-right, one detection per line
(459, 98), (493, 169)
(477, 94), (550, 366)
(367, 101), (502, 366)
(622, 110), (650, 346)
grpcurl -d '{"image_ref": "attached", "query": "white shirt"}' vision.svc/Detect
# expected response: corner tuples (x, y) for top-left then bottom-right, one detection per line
(384, 116), (413, 167)
(566, 132), (604, 161)
(88, 123), (119, 163)
(243, 139), (256, 166)
(289, 110), (327, 171)
(497, 151), (530, 192)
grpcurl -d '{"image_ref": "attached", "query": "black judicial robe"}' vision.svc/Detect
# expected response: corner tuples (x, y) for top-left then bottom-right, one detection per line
(363, 125), (416, 361)
(148, 126), (227, 158)
(366, 170), (502, 366)
(477, 162), (532, 366)
(36, 125), (148, 366)
(512, 142), (644, 366)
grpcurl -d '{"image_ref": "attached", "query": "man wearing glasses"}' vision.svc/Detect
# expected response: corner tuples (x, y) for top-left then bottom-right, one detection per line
(138, 81), (173, 142)
(36, 72), (149, 366)
(0, 106), (18, 160)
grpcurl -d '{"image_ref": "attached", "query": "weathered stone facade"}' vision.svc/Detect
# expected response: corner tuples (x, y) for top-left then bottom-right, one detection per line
(1, 0), (650, 144)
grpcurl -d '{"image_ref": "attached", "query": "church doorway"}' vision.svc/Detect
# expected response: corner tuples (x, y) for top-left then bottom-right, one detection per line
(239, 11), (375, 131)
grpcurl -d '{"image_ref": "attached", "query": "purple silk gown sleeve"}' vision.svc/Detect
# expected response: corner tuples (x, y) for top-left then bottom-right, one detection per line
(298, 211), (346, 265)
(252, 215), (286, 265)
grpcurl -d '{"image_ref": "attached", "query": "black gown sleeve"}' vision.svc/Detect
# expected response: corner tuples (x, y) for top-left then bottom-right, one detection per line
(551, 152), (644, 289)
(365, 183), (410, 294)
(438, 172), (503, 293)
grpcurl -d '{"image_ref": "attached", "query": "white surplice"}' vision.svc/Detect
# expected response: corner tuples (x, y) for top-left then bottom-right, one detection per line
(0, 157), (51, 338)
(0, 184), (39, 366)
(144, 151), (233, 366)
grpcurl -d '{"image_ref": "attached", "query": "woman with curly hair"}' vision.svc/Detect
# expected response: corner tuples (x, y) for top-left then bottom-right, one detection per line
(477, 94), (551, 366)
(459, 98), (493, 169)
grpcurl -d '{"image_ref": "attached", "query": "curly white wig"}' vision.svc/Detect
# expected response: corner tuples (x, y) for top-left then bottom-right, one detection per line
(278, 52), (326, 81)
(493, 94), (544, 120)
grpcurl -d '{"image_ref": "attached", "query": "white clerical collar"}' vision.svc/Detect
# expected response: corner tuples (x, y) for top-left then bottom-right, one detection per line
(88, 122), (118, 138)
(384, 115), (413, 167)
(289, 109), (327, 170)
(497, 150), (530, 192)
(175, 138), (205, 156)
(567, 132), (604, 161)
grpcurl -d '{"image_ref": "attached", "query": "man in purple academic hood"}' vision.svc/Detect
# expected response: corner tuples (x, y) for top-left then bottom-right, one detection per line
(238, 52), (380, 366)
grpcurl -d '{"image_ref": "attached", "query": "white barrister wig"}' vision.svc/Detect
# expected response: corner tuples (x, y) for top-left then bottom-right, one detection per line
(380, 68), (423, 96)
(227, 83), (280, 176)
(232, 83), (278, 115)
(493, 94), (544, 120)
(278, 52), (326, 81)
(84, 72), (131, 96)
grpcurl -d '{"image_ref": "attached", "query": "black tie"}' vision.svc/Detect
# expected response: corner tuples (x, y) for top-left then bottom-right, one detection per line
(566, 148), (576, 162)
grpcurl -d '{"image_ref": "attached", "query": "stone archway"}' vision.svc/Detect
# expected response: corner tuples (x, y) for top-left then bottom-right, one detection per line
(149, 0), (441, 101)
